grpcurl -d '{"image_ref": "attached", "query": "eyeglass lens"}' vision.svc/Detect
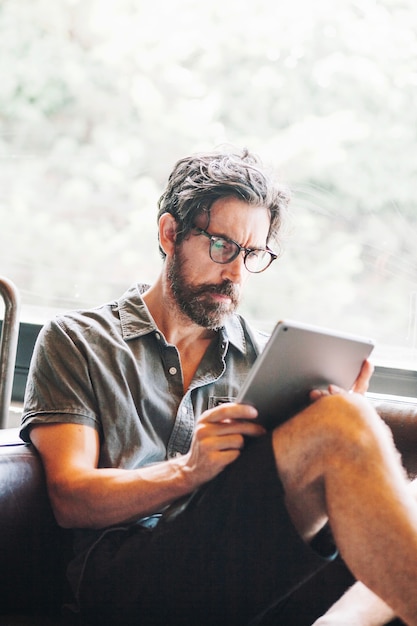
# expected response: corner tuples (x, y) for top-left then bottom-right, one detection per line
(210, 237), (271, 273)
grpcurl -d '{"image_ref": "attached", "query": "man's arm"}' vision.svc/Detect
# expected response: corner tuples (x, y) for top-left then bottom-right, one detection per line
(30, 401), (264, 529)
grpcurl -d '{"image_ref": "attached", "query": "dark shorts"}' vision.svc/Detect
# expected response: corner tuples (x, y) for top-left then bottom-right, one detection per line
(75, 435), (336, 626)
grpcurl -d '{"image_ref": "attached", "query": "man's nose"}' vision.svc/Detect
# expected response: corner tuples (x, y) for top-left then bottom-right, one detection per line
(220, 252), (247, 283)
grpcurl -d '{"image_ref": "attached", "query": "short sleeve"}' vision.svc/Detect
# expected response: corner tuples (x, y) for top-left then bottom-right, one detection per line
(20, 317), (100, 442)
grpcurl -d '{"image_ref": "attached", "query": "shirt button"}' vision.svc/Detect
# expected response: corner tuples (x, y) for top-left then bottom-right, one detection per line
(169, 366), (177, 375)
(182, 406), (187, 415)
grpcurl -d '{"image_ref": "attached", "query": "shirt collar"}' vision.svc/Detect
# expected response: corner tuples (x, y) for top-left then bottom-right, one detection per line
(117, 283), (247, 355)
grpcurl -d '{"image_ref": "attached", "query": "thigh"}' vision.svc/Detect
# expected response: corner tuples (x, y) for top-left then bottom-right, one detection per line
(79, 436), (334, 626)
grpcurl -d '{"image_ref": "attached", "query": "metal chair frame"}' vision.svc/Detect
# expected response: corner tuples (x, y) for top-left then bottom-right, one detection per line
(0, 276), (20, 428)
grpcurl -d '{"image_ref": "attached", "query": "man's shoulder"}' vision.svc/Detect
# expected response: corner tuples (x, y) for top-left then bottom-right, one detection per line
(42, 300), (118, 338)
(41, 283), (150, 339)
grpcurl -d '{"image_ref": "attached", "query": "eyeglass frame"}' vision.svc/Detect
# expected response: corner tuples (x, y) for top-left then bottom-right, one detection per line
(192, 226), (278, 273)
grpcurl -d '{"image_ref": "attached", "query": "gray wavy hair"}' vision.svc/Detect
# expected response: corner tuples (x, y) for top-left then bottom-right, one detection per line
(157, 148), (290, 259)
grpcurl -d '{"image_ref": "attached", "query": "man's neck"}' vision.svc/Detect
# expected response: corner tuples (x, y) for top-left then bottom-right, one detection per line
(143, 276), (218, 391)
(142, 276), (216, 348)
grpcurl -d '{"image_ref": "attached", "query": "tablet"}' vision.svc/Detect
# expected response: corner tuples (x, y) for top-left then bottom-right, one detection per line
(237, 319), (375, 429)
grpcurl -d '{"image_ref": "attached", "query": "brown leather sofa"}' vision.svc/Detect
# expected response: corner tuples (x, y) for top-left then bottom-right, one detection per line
(1, 397), (416, 625)
(0, 427), (76, 625)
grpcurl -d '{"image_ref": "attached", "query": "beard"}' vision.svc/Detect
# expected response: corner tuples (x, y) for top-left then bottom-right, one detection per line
(167, 248), (241, 330)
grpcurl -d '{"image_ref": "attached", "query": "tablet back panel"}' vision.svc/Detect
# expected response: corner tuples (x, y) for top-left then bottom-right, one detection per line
(237, 320), (374, 429)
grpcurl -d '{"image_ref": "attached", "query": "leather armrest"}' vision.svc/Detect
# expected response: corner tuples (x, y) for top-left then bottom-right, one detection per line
(370, 395), (417, 477)
(0, 440), (72, 615)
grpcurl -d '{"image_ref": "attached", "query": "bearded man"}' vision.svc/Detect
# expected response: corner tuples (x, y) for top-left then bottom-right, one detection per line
(21, 149), (417, 626)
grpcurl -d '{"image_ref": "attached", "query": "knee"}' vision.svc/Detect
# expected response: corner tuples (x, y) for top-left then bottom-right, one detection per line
(272, 392), (403, 512)
(311, 392), (395, 465)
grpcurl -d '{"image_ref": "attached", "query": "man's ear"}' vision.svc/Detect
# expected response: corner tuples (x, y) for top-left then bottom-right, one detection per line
(158, 212), (177, 256)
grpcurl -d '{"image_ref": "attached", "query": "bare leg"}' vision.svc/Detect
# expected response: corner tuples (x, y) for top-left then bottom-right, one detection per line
(313, 478), (417, 625)
(272, 391), (417, 625)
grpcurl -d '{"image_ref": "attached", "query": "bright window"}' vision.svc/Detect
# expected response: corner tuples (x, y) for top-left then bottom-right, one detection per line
(1, 0), (417, 369)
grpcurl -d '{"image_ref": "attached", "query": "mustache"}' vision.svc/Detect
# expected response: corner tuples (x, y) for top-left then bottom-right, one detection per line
(192, 281), (239, 300)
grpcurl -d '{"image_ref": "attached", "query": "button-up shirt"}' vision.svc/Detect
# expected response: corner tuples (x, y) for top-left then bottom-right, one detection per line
(21, 283), (269, 472)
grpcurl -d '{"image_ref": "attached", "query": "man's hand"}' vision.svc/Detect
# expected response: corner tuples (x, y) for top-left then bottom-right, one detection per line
(310, 359), (374, 401)
(180, 402), (266, 488)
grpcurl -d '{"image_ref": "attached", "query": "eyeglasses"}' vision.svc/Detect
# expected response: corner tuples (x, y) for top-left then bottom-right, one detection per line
(193, 227), (278, 273)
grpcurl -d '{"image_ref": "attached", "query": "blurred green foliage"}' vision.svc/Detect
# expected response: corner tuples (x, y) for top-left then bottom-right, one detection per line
(1, 0), (417, 363)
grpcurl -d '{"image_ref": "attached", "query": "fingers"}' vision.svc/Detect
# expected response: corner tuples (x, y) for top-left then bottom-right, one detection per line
(310, 359), (375, 402)
(198, 402), (265, 433)
(195, 402), (265, 447)
(351, 359), (374, 394)
(199, 402), (258, 424)
(185, 403), (265, 487)
(310, 385), (344, 401)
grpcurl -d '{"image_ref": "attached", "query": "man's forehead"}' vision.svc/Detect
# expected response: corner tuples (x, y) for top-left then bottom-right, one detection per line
(207, 198), (270, 237)
(209, 197), (268, 219)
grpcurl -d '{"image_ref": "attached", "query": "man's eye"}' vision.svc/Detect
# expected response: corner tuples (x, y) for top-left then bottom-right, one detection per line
(213, 238), (231, 252)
